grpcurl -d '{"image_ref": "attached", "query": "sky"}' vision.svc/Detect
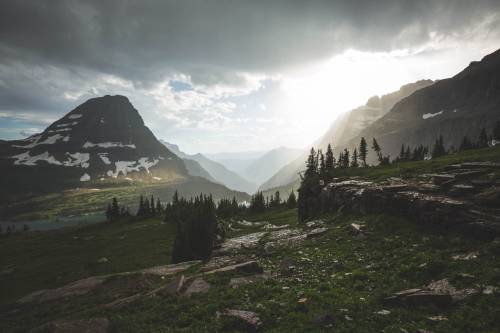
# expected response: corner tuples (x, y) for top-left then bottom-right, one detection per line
(1, 1), (499, 154)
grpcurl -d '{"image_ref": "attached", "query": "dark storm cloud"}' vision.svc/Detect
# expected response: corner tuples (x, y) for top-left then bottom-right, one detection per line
(0, 0), (499, 117)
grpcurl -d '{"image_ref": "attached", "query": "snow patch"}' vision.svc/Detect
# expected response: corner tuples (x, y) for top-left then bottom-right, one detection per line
(11, 151), (62, 166)
(83, 141), (136, 149)
(63, 152), (90, 168)
(48, 128), (72, 133)
(422, 110), (444, 120)
(56, 121), (78, 128)
(106, 157), (160, 177)
(13, 134), (66, 148)
(80, 173), (91, 181)
(98, 153), (111, 165)
(11, 151), (89, 168)
(68, 114), (82, 119)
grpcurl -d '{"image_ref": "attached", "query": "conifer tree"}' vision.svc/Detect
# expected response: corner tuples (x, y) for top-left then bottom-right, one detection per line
(325, 144), (335, 175)
(111, 197), (119, 220)
(372, 138), (383, 164)
(106, 203), (113, 221)
(156, 198), (162, 215)
(459, 136), (473, 151)
(343, 149), (350, 168)
(318, 150), (326, 179)
(144, 199), (150, 216)
(305, 148), (318, 178)
(137, 195), (145, 216)
(359, 137), (368, 167)
(432, 135), (446, 158)
(286, 190), (297, 208)
(351, 148), (359, 167)
(478, 128), (489, 148)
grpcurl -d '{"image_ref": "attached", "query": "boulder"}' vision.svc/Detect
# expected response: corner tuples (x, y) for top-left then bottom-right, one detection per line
(204, 261), (263, 275)
(31, 318), (110, 333)
(306, 227), (328, 238)
(141, 260), (201, 276)
(229, 274), (270, 288)
(219, 309), (262, 331)
(18, 276), (107, 304)
(183, 278), (211, 297)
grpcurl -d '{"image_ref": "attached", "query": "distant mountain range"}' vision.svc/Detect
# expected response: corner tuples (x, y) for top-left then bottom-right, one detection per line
(161, 141), (257, 193)
(0, 95), (248, 203)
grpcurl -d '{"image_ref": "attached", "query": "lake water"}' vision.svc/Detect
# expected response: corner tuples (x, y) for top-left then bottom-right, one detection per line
(0, 212), (106, 233)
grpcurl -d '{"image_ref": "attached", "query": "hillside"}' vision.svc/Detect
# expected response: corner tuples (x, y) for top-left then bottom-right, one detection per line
(2, 146), (499, 332)
(345, 48), (500, 162)
(162, 141), (257, 193)
(259, 80), (433, 191)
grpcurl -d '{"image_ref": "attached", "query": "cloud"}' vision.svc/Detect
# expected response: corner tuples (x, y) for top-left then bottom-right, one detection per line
(0, 1), (499, 152)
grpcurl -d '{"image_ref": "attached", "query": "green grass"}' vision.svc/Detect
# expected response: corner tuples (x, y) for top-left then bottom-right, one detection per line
(2, 209), (500, 332)
(0, 217), (176, 305)
(1, 177), (250, 221)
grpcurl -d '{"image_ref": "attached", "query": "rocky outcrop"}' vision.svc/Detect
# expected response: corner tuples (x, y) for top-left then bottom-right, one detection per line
(321, 171), (500, 237)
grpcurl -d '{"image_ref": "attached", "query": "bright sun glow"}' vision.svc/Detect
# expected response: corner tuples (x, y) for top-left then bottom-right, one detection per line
(275, 49), (424, 147)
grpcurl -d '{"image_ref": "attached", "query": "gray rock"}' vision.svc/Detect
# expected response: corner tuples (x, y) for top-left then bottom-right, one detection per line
(183, 278), (211, 297)
(219, 309), (262, 331)
(204, 261), (263, 275)
(229, 274), (270, 288)
(306, 227), (328, 238)
(18, 276), (107, 304)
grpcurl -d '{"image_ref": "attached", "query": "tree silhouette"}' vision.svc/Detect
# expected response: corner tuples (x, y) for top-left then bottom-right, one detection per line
(359, 137), (368, 167)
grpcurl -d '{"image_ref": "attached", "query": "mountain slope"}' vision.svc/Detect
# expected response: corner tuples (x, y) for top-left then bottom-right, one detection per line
(242, 147), (302, 185)
(162, 141), (257, 194)
(0, 95), (249, 203)
(345, 48), (500, 162)
(160, 141), (216, 182)
(259, 80), (433, 190)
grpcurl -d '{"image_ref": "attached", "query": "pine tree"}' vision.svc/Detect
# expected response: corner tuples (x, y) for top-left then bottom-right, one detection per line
(156, 198), (162, 215)
(351, 148), (359, 167)
(150, 195), (155, 216)
(343, 149), (350, 168)
(399, 144), (406, 161)
(305, 148), (318, 178)
(137, 195), (145, 217)
(459, 136), (473, 151)
(359, 137), (368, 167)
(477, 128), (489, 148)
(432, 135), (446, 158)
(318, 150), (326, 180)
(372, 138), (383, 164)
(144, 199), (150, 216)
(325, 144), (335, 175)
(286, 190), (297, 208)
(404, 146), (411, 160)
(111, 197), (119, 220)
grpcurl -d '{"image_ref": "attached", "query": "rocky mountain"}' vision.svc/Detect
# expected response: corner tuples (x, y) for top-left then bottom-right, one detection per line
(242, 147), (302, 186)
(345, 48), (500, 162)
(162, 141), (257, 194)
(0, 95), (247, 201)
(259, 80), (434, 190)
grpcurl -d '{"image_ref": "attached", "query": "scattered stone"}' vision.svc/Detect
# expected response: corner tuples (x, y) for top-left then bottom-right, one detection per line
(229, 274), (269, 288)
(279, 258), (295, 273)
(384, 279), (479, 307)
(428, 315), (448, 322)
(142, 260), (201, 276)
(263, 224), (289, 230)
(349, 223), (363, 235)
(18, 276), (107, 304)
(237, 220), (268, 227)
(305, 220), (325, 228)
(32, 318), (109, 333)
(203, 260), (263, 275)
(306, 227), (328, 238)
(482, 285), (498, 295)
(376, 310), (391, 315)
(214, 232), (267, 256)
(183, 278), (211, 297)
(97, 257), (109, 263)
(298, 297), (308, 303)
(219, 309), (262, 331)
(452, 252), (479, 261)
